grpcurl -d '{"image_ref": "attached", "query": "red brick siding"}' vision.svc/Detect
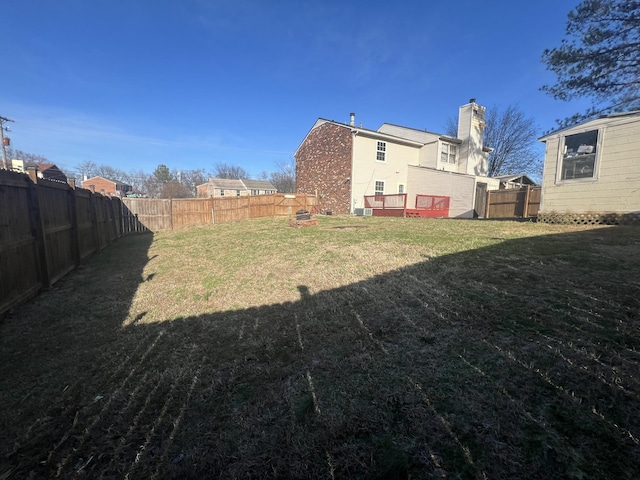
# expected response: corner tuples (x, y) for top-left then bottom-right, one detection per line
(295, 122), (353, 214)
(82, 177), (117, 196)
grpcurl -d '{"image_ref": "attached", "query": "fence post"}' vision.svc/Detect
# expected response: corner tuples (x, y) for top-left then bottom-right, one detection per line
(523, 185), (531, 218)
(170, 198), (174, 229)
(486, 190), (491, 219)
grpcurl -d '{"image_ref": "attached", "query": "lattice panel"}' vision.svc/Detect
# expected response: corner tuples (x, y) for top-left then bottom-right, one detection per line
(538, 212), (640, 226)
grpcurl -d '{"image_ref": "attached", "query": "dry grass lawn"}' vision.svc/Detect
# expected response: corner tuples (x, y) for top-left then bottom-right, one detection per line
(1, 216), (639, 479)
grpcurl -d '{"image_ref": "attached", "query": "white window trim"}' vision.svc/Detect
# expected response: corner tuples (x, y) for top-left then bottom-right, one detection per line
(376, 141), (387, 162)
(555, 127), (604, 184)
(440, 142), (457, 164)
(374, 180), (385, 196)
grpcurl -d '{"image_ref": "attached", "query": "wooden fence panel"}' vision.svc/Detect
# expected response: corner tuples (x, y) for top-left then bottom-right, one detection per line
(273, 194), (319, 216)
(121, 200), (149, 234)
(120, 194), (319, 230)
(249, 195), (276, 219)
(0, 171), (42, 313)
(526, 187), (541, 217)
(0, 170), (127, 315)
(74, 188), (99, 261)
(212, 197), (251, 223)
(37, 179), (77, 284)
(486, 186), (541, 219)
(172, 198), (214, 227)
(111, 197), (123, 239)
(94, 195), (110, 251)
(123, 198), (171, 231)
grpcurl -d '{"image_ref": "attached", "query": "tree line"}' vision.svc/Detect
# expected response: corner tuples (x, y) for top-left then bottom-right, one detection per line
(6, 149), (296, 198)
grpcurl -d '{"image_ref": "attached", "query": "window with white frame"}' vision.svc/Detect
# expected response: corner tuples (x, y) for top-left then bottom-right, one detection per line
(220, 189), (225, 196)
(560, 130), (598, 180)
(374, 180), (385, 196)
(398, 184), (405, 194)
(376, 141), (386, 162)
(440, 143), (457, 163)
(236, 189), (241, 196)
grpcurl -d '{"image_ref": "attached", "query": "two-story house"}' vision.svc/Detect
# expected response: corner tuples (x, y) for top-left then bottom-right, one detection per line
(82, 176), (132, 197)
(295, 100), (500, 217)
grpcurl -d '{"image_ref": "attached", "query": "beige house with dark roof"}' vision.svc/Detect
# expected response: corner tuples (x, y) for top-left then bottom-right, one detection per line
(196, 178), (277, 198)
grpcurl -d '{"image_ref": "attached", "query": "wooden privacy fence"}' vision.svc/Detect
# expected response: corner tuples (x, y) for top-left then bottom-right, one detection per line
(0, 170), (144, 315)
(485, 186), (541, 219)
(122, 193), (319, 231)
(0, 167), (317, 315)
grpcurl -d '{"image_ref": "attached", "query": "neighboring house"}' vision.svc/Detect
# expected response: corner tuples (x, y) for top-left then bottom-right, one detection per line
(10, 160), (68, 183)
(196, 178), (277, 198)
(294, 100), (500, 217)
(242, 179), (278, 196)
(493, 174), (538, 189)
(82, 176), (132, 197)
(538, 110), (640, 223)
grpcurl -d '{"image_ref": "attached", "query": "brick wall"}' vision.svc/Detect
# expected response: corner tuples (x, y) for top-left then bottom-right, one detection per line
(295, 122), (353, 214)
(82, 177), (117, 196)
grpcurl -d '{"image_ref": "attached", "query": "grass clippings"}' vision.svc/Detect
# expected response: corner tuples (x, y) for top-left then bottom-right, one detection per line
(0, 216), (639, 479)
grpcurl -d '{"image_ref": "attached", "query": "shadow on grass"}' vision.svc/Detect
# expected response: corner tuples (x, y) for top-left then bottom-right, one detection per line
(0, 226), (639, 479)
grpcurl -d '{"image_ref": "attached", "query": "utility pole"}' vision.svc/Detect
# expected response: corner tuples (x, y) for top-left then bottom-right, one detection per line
(0, 115), (15, 170)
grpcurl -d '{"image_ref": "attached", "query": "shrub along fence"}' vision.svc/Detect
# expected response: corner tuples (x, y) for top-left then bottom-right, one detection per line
(0, 169), (318, 314)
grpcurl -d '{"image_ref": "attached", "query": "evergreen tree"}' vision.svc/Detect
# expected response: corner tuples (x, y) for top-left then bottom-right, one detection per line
(542, 0), (640, 127)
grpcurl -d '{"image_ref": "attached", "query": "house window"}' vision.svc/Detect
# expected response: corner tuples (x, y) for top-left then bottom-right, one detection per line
(251, 189), (259, 195)
(441, 143), (457, 163)
(398, 184), (405, 194)
(374, 180), (385, 196)
(236, 189), (241, 196)
(376, 141), (386, 162)
(561, 130), (598, 180)
(220, 189), (225, 197)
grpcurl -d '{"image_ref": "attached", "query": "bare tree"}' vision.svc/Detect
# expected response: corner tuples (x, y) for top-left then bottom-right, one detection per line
(268, 159), (296, 193)
(6, 148), (49, 164)
(75, 160), (97, 180)
(122, 169), (150, 194)
(178, 168), (209, 197)
(444, 104), (540, 177)
(213, 162), (250, 179)
(94, 165), (126, 181)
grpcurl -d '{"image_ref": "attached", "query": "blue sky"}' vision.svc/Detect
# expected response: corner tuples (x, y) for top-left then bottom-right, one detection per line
(3, 0), (588, 178)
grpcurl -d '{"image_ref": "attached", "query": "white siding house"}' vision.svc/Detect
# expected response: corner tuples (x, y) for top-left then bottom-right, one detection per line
(538, 111), (640, 223)
(295, 100), (500, 217)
